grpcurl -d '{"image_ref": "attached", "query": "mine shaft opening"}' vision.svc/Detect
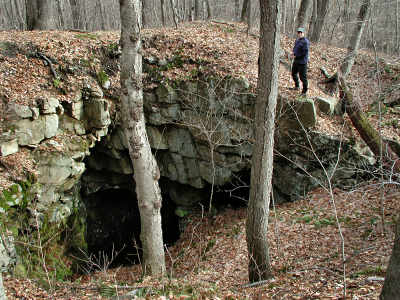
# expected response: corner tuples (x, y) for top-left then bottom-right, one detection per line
(83, 188), (180, 267)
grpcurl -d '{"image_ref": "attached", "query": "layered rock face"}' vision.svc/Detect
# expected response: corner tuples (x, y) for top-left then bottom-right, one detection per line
(0, 76), (378, 267)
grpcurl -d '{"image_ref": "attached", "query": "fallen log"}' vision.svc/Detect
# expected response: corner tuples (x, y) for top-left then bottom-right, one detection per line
(338, 76), (400, 177)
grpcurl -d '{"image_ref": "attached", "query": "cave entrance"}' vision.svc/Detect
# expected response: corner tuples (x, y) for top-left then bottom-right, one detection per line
(83, 188), (180, 266)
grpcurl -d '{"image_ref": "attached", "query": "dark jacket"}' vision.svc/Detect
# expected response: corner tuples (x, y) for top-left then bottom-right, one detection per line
(293, 37), (310, 64)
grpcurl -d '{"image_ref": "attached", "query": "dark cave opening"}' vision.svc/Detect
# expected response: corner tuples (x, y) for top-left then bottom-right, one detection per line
(207, 172), (251, 211)
(83, 188), (180, 267)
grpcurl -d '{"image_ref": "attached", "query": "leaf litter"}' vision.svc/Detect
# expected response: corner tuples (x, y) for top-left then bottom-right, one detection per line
(1, 21), (400, 299)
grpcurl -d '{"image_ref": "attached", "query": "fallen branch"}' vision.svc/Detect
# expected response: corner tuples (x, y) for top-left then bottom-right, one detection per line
(39, 54), (59, 79)
(241, 279), (271, 288)
(338, 75), (400, 177)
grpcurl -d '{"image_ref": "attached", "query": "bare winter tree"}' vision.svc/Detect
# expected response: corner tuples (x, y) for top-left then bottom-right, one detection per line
(119, 0), (166, 276)
(294, 0), (312, 35)
(240, 0), (249, 22)
(0, 273), (6, 300)
(195, 0), (202, 19)
(322, 0), (373, 84)
(70, 0), (87, 30)
(380, 214), (400, 299)
(37, 0), (58, 30)
(309, 0), (331, 43)
(246, 0), (281, 283)
(340, 0), (373, 79)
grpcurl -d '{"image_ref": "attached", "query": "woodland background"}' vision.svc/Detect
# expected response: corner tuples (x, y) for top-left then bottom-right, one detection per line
(0, 0), (399, 54)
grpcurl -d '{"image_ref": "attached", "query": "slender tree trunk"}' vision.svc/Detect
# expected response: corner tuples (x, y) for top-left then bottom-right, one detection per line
(397, 0), (399, 53)
(309, 0), (331, 43)
(246, 0), (281, 283)
(161, 0), (166, 25)
(294, 0), (312, 35)
(340, 0), (373, 79)
(195, 0), (201, 19)
(26, 0), (38, 30)
(241, 0), (249, 22)
(170, 0), (179, 28)
(142, 0), (147, 27)
(247, 0), (251, 36)
(380, 214), (400, 299)
(308, 0), (317, 37)
(281, 0), (286, 35)
(0, 273), (6, 300)
(235, 0), (240, 21)
(205, 0), (212, 19)
(99, 0), (109, 30)
(119, 0), (166, 276)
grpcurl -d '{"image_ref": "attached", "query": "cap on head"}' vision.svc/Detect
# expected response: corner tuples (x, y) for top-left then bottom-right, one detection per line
(297, 28), (305, 33)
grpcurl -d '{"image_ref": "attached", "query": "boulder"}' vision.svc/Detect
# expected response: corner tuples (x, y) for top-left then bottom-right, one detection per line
(13, 114), (59, 146)
(0, 138), (18, 157)
(84, 98), (111, 129)
(315, 96), (342, 116)
(37, 97), (60, 114)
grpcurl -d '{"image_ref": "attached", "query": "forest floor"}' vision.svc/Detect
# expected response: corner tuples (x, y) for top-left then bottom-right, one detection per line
(1, 21), (400, 299)
(3, 182), (399, 299)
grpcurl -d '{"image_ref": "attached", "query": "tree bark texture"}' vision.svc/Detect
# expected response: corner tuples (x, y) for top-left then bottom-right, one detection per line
(309, 0), (331, 43)
(119, 0), (166, 276)
(294, 0), (312, 34)
(340, 0), (373, 79)
(205, 0), (212, 19)
(380, 214), (400, 299)
(339, 78), (400, 176)
(26, 0), (38, 30)
(241, 0), (249, 22)
(37, 0), (57, 29)
(194, 0), (201, 19)
(0, 273), (6, 300)
(246, 0), (281, 283)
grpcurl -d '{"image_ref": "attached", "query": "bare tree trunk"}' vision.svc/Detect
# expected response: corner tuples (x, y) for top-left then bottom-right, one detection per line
(309, 0), (331, 43)
(380, 214), (400, 299)
(397, 0), (399, 53)
(0, 273), (6, 300)
(294, 0), (312, 35)
(119, 0), (166, 277)
(70, 0), (87, 29)
(205, 0), (212, 19)
(340, 0), (373, 78)
(195, 0), (201, 19)
(281, 0), (286, 35)
(247, 0), (251, 36)
(170, 0), (179, 28)
(161, 0), (166, 25)
(308, 0), (317, 37)
(246, 0), (281, 283)
(98, 0), (110, 30)
(142, 0), (148, 27)
(37, 0), (57, 29)
(241, 0), (249, 22)
(235, 0), (240, 21)
(26, 0), (38, 30)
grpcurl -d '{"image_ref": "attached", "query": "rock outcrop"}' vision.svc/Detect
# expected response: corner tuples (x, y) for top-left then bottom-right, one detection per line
(0, 75), (379, 270)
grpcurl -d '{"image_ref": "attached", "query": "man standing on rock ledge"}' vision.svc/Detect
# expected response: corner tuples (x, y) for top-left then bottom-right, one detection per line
(290, 28), (310, 97)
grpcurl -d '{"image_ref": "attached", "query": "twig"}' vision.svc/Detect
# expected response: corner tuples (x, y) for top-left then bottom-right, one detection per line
(39, 54), (59, 79)
(240, 279), (272, 288)
(208, 20), (236, 27)
(306, 246), (378, 298)
(67, 285), (144, 290)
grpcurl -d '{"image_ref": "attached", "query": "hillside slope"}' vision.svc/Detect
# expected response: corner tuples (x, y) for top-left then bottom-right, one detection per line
(1, 21), (400, 299)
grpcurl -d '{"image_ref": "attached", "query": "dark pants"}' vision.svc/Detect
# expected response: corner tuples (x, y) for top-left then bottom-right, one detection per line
(292, 62), (308, 93)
